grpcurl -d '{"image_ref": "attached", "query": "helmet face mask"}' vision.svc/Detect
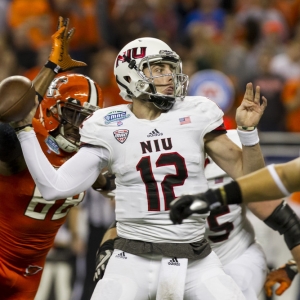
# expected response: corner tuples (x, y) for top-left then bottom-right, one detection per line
(36, 74), (103, 153)
(49, 99), (97, 149)
(114, 38), (189, 111)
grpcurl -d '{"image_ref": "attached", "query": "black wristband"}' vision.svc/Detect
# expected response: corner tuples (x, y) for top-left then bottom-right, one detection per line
(14, 124), (33, 133)
(44, 60), (62, 74)
(264, 201), (300, 250)
(285, 261), (298, 280)
(207, 181), (243, 206)
(97, 239), (115, 255)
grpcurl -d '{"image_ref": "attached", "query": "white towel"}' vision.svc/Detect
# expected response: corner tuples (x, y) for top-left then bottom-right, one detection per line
(156, 257), (188, 300)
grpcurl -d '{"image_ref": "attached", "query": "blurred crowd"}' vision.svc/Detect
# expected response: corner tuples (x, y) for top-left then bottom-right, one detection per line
(1, 0), (300, 132)
(2, 0), (300, 299)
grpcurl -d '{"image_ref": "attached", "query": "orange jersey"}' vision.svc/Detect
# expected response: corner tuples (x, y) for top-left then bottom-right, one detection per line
(0, 169), (84, 264)
(0, 118), (84, 299)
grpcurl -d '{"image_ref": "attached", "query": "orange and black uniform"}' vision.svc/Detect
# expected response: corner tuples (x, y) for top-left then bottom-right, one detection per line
(0, 119), (84, 300)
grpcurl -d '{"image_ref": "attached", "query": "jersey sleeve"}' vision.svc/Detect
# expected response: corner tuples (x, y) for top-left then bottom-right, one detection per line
(197, 97), (225, 137)
(17, 130), (109, 200)
(80, 109), (113, 153)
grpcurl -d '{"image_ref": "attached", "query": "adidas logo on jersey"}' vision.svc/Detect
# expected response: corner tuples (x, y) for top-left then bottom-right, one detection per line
(168, 257), (180, 266)
(115, 252), (127, 259)
(147, 129), (163, 137)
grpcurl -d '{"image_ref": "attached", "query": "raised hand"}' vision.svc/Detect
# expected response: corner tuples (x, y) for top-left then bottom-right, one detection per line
(48, 16), (87, 72)
(235, 83), (267, 128)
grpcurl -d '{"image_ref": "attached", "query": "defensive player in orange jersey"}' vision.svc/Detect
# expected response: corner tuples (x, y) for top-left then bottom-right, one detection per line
(0, 17), (108, 300)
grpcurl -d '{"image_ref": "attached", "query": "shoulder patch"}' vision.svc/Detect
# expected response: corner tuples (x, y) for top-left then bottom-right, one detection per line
(104, 111), (130, 124)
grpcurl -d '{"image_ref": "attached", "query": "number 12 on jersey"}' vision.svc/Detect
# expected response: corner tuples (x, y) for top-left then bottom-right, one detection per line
(136, 152), (188, 211)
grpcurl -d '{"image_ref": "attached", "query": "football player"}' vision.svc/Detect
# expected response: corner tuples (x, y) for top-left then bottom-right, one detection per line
(13, 37), (268, 299)
(0, 18), (108, 300)
(93, 130), (268, 300)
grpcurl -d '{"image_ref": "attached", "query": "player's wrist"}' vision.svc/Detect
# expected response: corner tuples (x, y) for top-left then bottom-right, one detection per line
(98, 239), (115, 253)
(284, 260), (298, 280)
(213, 181), (243, 206)
(237, 127), (259, 146)
(237, 125), (256, 131)
(13, 124), (33, 133)
(44, 60), (63, 74)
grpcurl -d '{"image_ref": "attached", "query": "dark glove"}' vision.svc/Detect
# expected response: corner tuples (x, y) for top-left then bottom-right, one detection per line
(92, 171), (116, 191)
(169, 190), (222, 224)
(101, 171), (116, 191)
(264, 260), (298, 297)
(93, 239), (114, 282)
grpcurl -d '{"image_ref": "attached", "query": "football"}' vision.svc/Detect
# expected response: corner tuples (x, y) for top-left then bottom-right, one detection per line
(0, 75), (36, 123)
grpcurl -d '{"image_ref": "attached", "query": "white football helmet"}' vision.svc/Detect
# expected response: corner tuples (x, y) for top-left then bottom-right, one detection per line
(114, 37), (189, 111)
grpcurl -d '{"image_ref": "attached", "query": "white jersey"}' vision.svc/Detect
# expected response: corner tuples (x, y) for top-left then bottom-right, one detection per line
(204, 130), (255, 265)
(80, 96), (224, 243)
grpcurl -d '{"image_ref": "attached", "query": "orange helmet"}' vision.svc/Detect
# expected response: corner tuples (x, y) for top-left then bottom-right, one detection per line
(35, 73), (103, 154)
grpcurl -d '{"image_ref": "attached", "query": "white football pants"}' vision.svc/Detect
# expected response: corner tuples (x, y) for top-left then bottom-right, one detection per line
(91, 249), (246, 300)
(223, 242), (268, 300)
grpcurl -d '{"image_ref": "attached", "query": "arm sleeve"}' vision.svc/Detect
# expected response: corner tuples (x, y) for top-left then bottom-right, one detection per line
(17, 130), (109, 200)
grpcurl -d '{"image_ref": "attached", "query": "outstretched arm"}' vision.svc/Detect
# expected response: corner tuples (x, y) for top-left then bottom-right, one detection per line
(170, 157), (300, 220)
(169, 157), (300, 270)
(17, 128), (108, 200)
(0, 16), (87, 176)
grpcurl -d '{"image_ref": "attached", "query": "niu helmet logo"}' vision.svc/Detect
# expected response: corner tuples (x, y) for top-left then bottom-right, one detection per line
(116, 47), (147, 68)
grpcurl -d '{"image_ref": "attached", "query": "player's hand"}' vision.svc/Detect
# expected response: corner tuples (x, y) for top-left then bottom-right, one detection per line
(48, 16), (86, 72)
(235, 83), (267, 128)
(169, 193), (212, 224)
(92, 171), (116, 191)
(101, 171), (116, 191)
(264, 261), (298, 297)
(10, 96), (39, 128)
(94, 239), (114, 282)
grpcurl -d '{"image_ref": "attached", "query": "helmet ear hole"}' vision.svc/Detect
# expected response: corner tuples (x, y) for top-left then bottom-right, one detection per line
(124, 76), (131, 83)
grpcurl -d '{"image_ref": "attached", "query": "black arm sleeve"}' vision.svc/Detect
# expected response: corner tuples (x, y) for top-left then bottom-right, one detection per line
(264, 201), (300, 250)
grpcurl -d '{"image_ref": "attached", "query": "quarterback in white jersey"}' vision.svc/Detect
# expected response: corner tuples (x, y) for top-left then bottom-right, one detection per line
(14, 37), (268, 299)
(205, 130), (268, 299)
(81, 96), (221, 243)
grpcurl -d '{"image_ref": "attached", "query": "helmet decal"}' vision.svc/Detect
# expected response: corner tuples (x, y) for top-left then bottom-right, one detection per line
(116, 47), (147, 68)
(46, 77), (68, 98)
